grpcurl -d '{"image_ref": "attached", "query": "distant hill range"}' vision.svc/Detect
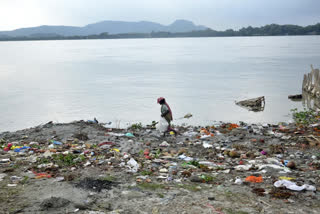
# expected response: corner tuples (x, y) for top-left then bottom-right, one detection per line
(0, 20), (208, 38)
(0, 21), (319, 41)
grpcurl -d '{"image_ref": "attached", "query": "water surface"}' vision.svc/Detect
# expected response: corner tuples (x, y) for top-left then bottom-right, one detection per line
(0, 36), (320, 131)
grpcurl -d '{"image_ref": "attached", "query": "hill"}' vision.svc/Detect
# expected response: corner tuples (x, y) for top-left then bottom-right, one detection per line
(0, 20), (208, 38)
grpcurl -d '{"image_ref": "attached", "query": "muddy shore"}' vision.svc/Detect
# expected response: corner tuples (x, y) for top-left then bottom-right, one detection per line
(0, 120), (320, 214)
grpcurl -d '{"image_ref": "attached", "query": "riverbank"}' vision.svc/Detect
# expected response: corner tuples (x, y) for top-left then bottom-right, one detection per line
(0, 120), (319, 214)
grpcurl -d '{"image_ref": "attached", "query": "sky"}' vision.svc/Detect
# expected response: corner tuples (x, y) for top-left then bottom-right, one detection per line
(0, 0), (319, 31)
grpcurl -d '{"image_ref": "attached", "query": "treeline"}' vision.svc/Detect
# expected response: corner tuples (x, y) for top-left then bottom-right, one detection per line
(1, 23), (320, 41)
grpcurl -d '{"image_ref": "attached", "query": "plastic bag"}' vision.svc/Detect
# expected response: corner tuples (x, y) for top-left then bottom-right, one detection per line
(156, 117), (169, 133)
(127, 158), (139, 173)
(274, 180), (316, 191)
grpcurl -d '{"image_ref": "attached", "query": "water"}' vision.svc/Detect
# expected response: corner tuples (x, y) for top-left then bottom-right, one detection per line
(0, 36), (320, 132)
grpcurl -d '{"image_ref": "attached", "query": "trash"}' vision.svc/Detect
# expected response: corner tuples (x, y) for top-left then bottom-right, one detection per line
(159, 141), (170, 147)
(159, 168), (168, 173)
(0, 117), (320, 211)
(0, 158), (10, 163)
(54, 177), (65, 182)
(260, 150), (267, 155)
(33, 171), (52, 179)
(0, 173), (7, 181)
(43, 150), (52, 158)
(245, 175), (263, 183)
(87, 118), (99, 124)
(183, 113), (193, 119)
(274, 180), (316, 191)
(235, 164), (252, 171)
(279, 176), (295, 181)
(156, 117), (169, 133)
(178, 155), (193, 161)
(51, 140), (63, 145)
(127, 158), (139, 173)
(234, 177), (243, 185)
(10, 176), (22, 183)
(125, 133), (135, 137)
(203, 142), (213, 148)
(14, 146), (30, 152)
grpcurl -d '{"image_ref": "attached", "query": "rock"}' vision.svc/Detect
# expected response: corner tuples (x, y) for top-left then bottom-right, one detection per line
(40, 197), (70, 210)
(159, 168), (168, 173)
(287, 161), (296, 169)
(229, 150), (239, 158)
(190, 175), (203, 183)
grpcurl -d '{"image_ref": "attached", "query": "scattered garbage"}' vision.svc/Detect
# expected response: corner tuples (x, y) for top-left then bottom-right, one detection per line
(0, 119), (319, 213)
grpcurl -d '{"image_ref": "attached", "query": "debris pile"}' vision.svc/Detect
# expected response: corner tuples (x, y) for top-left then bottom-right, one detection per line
(0, 118), (319, 213)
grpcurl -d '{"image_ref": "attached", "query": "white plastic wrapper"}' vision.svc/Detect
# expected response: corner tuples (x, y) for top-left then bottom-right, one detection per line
(156, 117), (169, 133)
(127, 158), (139, 173)
(274, 180), (316, 191)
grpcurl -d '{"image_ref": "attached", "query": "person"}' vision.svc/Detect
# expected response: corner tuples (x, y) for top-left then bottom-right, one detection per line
(157, 97), (177, 136)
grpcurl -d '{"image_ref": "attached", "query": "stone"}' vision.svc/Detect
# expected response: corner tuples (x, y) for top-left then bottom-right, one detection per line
(190, 175), (203, 183)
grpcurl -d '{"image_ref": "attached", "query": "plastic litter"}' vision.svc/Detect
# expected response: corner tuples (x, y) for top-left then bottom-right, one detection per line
(0, 158), (10, 163)
(156, 117), (169, 133)
(203, 142), (213, 148)
(178, 155), (193, 161)
(127, 158), (139, 173)
(125, 133), (135, 137)
(245, 175), (263, 183)
(159, 141), (170, 147)
(0, 173), (7, 181)
(274, 180), (316, 191)
(14, 146), (30, 152)
(52, 140), (63, 145)
(234, 177), (243, 185)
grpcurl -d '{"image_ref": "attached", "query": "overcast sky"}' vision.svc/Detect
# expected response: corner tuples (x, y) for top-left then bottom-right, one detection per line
(0, 0), (319, 31)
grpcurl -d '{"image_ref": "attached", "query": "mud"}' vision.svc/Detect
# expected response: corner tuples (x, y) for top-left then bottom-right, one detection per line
(0, 120), (319, 213)
(76, 178), (118, 192)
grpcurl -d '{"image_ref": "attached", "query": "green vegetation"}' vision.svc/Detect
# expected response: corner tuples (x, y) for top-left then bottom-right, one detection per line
(1, 23), (320, 42)
(101, 175), (116, 182)
(20, 176), (29, 185)
(137, 183), (166, 190)
(154, 149), (161, 158)
(291, 108), (320, 125)
(200, 174), (216, 183)
(130, 122), (143, 130)
(36, 153), (86, 167)
(140, 170), (153, 176)
(157, 193), (165, 198)
(187, 160), (200, 167)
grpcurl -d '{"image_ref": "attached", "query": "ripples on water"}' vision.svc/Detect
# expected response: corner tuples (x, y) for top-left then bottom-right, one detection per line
(0, 36), (320, 131)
